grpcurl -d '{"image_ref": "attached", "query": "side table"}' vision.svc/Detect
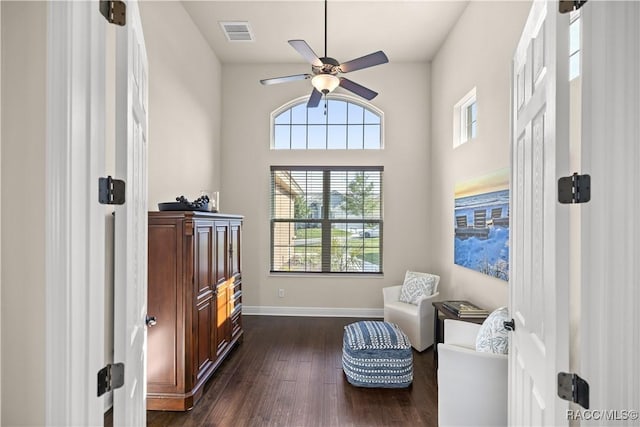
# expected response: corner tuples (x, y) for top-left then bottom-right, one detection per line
(432, 301), (488, 366)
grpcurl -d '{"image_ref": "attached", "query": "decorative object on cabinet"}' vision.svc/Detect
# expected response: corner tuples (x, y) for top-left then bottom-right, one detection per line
(209, 191), (219, 212)
(147, 211), (243, 411)
(157, 195), (211, 212)
(198, 190), (219, 213)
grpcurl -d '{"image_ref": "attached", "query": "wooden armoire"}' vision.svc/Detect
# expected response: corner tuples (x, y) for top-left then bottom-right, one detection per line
(146, 211), (243, 411)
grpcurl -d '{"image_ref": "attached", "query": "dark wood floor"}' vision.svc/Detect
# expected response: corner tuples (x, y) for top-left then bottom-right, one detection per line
(123, 316), (439, 426)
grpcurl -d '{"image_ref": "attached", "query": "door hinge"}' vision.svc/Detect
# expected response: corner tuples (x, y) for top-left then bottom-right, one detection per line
(559, 0), (587, 14)
(97, 363), (125, 397)
(558, 173), (591, 204)
(558, 372), (589, 409)
(99, 0), (126, 26)
(99, 176), (126, 205)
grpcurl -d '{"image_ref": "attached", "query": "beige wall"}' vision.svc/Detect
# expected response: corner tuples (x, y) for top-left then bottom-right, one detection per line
(430, 1), (531, 310)
(221, 62), (431, 310)
(1, 2), (47, 425)
(140, 1), (223, 209)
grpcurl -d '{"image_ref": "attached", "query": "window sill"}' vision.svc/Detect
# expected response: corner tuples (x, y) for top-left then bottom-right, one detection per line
(269, 271), (384, 278)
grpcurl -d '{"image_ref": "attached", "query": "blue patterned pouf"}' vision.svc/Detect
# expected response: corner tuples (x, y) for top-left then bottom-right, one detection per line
(342, 321), (413, 388)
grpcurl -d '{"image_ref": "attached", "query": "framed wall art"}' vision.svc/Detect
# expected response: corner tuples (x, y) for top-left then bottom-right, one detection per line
(454, 168), (510, 281)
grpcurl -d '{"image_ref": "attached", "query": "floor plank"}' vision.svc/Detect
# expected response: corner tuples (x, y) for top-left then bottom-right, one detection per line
(115, 316), (439, 426)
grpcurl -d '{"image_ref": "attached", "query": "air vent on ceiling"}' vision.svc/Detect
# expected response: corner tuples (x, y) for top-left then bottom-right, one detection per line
(219, 21), (254, 42)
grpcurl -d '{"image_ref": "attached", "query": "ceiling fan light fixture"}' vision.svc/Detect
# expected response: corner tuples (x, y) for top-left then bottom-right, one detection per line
(311, 74), (339, 94)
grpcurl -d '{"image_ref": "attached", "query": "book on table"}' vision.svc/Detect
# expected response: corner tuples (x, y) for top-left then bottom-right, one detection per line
(442, 300), (489, 318)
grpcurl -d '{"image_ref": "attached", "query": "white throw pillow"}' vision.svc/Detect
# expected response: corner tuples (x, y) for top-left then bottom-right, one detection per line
(475, 306), (510, 354)
(398, 271), (439, 305)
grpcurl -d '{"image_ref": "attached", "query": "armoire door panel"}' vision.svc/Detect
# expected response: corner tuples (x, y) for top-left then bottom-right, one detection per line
(214, 223), (228, 285)
(215, 282), (230, 356)
(195, 298), (214, 379)
(147, 223), (181, 389)
(195, 225), (212, 296)
(230, 222), (241, 279)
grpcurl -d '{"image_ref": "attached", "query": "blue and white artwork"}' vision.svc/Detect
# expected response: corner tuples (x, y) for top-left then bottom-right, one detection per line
(454, 169), (510, 281)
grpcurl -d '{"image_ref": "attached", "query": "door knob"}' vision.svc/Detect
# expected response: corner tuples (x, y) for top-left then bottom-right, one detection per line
(504, 319), (515, 331)
(146, 315), (157, 327)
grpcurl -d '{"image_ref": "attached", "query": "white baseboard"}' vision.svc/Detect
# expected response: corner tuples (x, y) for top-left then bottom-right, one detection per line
(243, 305), (383, 318)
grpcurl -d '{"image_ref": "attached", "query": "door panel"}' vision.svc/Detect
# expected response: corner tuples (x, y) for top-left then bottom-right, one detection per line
(113, 0), (149, 424)
(510, 1), (570, 425)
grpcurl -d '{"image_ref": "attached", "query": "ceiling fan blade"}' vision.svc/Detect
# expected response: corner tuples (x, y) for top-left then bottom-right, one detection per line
(339, 51), (389, 73)
(339, 78), (378, 100)
(288, 40), (323, 67)
(307, 88), (322, 108)
(260, 74), (311, 86)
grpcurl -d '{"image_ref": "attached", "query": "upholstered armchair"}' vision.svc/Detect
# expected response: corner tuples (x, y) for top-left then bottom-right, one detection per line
(382, 272), (440, 352)
(437, 319), (508, 426)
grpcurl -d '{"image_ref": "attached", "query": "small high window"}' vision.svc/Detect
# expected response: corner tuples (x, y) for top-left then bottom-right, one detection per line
(453, 87), (477, 148)
(271, 96), (383, 150)
(569, 11), (581, 80)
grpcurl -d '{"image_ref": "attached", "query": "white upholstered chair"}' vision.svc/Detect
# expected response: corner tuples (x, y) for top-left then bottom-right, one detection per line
(437, 319), (508, 426)
(382, 274), (440, 352)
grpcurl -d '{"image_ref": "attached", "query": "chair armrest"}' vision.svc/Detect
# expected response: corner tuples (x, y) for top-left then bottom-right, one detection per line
(382, 285), (402, 304)
(444, 319), (481, 348)
(416, 291), (439, 317)
(438, 342), (507, 363)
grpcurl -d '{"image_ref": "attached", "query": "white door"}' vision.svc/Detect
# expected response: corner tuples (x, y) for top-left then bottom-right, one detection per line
(46, 1), (107, 425)
(510, 1), (571, 424)
(580, 2), (640, 423)
(113, 0), (149, 424)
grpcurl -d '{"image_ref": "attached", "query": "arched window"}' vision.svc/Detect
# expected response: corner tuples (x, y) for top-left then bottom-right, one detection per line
(271, 96), (383, 150)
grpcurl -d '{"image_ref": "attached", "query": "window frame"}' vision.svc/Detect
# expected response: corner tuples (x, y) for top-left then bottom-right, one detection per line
(453, 87), (477, 148)
(270, 94), (385, 150)
(464, 100), (477, 141)
(270, 165), (384, 274)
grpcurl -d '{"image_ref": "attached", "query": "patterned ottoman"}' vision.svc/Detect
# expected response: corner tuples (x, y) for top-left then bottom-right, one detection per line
(342, 320), (413, 388)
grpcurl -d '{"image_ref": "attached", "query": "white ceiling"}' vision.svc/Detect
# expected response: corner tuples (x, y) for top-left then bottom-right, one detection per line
(182, 1), (469, 65)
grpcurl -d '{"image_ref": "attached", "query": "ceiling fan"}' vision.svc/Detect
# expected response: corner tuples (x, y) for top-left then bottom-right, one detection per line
(259, 0), (389, 108)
